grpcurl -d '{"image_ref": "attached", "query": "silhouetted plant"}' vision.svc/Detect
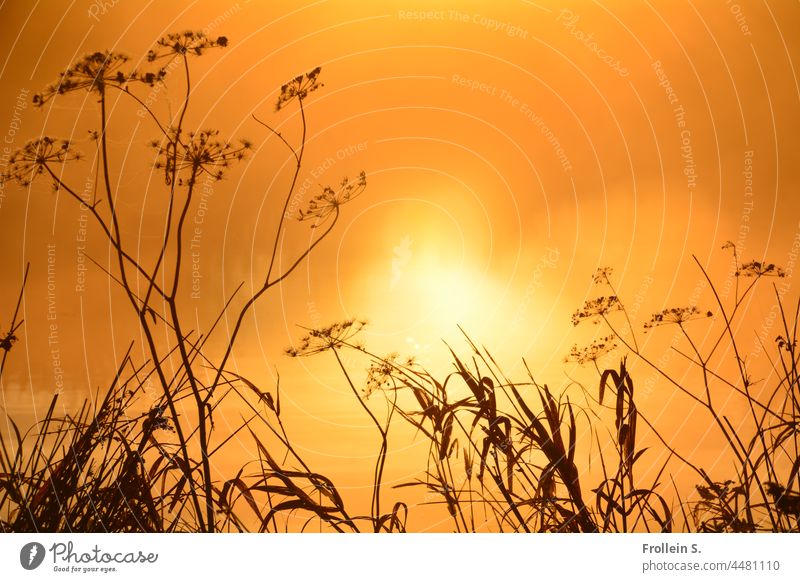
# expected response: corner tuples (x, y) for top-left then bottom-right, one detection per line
(571, 243), (799, 532)
(564, 334), (617, 368)
(1, 32), (367, 533)
(1, 35), (797, 534)
(643, 306), (712, 330)
(298, 172), (367, 225)
(285, 320), (399, 532)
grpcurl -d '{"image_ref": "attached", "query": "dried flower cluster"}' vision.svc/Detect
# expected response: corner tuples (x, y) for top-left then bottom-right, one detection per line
(33, 51), (129, 105)
(1, 137), (82, 188)
(146, 31), (228, 61)
(723, 242), (785, 278)
(571, 295), (622, 326)
(275, 66), (323, 111)
(298, 171), (367, 225)
(592, 267), (614, 285)
(644, 306), (712, 330)
(151, 130), (251, 186)
(32, 51), (166, 106)
(736, 260), (786, 278)
(32, 33), (229, 107)
(364, 353), (400, 398)
(285, 319), (367, 357)
(564, 335), (617, 365)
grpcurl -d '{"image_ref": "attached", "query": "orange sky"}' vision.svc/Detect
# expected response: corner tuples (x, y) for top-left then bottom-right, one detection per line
(1, 0), (799, 530)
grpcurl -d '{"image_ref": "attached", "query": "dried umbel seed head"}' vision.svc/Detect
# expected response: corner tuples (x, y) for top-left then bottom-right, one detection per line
(275, 66), (323, 111)
(285, 318), (367, 357)
(736, 260), (786, 278)
(571, 295), (622, 326)
(364, 353), (400, 398)
(564, 335), (617, 365)
(32, 49), (169, 108)
(151, 129), (252, 186)
(33, 51), (131, 106)
(2, 137), (82, 187)
(146, 30), (229, 61)
(592, 267), (614, 284)
(644, 306), (712, 330)
(298, 171), (367, 225)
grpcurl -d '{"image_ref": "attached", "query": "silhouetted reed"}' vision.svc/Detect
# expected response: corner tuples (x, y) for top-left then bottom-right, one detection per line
(1, 32), (368, 533)
(1, 32), (797, 532)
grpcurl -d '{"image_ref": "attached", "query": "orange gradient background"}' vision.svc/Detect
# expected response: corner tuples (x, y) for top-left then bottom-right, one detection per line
(1, 0), (799, 531)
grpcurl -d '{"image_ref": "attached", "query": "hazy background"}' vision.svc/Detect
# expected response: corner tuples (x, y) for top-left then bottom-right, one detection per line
(1, 0), (798, 530)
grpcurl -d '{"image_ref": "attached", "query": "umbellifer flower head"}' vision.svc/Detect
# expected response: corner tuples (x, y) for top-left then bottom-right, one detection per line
(644, 306), (712, 330)
(151, 129), (251, 186)
(32, 48), (170, 108)
(298, 171), (367, 225)
(736, 260), (786, 278)
(592, 267), (614, 285)
(564, 334), (617, 365)
(571, 295), (622, 326)
(1, 137), (81, 187)
(275, 66), (323, 111)
(146, 31), (228, 61)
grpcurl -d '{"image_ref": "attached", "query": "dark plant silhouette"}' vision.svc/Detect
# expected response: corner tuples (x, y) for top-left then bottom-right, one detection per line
(569, 247), (799, 532)
(1, 34), (797, 534)
(1, 33), (367, 533)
